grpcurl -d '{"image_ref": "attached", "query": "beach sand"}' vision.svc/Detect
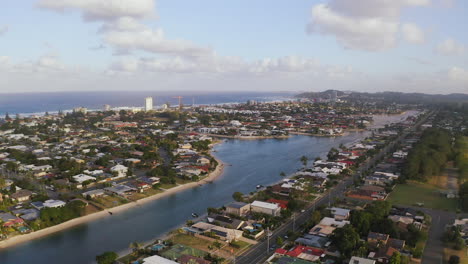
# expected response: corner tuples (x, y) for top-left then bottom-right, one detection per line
(0, 155), (225, 249)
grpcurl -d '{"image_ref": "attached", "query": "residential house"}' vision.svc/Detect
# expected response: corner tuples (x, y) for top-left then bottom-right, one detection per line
(330, 207), (351, 220)
(10, 189), (33, 202)
(349, 257), (376, 264)
(251, 201), (281, 217)
(225, 202), (250, 216)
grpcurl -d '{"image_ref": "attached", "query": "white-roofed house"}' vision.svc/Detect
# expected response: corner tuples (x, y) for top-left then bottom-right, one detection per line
(250, 201), (281, 216)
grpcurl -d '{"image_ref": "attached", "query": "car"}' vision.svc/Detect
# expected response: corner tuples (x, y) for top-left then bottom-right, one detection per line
(301, 209), (305, 213)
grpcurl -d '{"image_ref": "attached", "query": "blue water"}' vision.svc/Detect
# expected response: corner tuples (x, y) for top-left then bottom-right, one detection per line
(0, 133), (368, 264)
(0, 91), (293, 116)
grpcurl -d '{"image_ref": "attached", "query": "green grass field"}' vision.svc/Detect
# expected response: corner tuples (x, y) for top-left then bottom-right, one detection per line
(161, 244), (207, 260)
(388, 181), (458, 211)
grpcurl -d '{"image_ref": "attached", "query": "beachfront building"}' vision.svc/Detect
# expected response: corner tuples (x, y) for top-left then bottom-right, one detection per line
(225, 202), (250, 216)
(145, 97), (153, 112)
(250, 201), (281, 216)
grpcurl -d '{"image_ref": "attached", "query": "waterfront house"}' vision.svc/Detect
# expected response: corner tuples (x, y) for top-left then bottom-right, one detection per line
(82, 189), (105, 199)
(142, 255), (178, 264)
(191, 222), (243, 242)
(250, 201), (281, 217)
(207, 214), (245, 230)
(0, 211), (24, 227)
(104, 184), (136, 196)
(225, 202), (250, 216)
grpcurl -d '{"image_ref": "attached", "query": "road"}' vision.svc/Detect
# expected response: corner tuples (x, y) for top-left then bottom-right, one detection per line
(236, 111), (433, 264)
(403, 206), (456, 264)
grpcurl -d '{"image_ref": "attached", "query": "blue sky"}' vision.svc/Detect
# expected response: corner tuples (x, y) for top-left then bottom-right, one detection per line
(0, 0), (467, 93)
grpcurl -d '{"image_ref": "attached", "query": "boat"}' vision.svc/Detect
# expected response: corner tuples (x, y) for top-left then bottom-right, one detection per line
(191, 213), (199, 218)
(256, 185), (263, 189)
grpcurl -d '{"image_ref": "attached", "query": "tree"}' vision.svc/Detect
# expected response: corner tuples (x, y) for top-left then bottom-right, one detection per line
(232, 192), (243, 202)
(276, 236), (284, 245)
(300, 156), (308, 167)
(96, 251), (118, 264)
(311, 211), (322, 226)
(389, 252), (401, 264)
(327, 148), (339, 161)
(129, 241), (142, 254)
(330, 225), (360, 258)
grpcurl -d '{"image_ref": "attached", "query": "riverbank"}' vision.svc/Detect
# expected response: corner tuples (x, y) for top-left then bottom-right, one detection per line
(289, 131), (346, 137)
(0, 154), (225, 250)
(202, 133), (290, 140)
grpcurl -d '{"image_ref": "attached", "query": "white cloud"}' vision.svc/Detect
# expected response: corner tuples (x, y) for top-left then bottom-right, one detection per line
(0, 25), (8, 36)
(401, 23), (425, 44)
(328, 0), (430, 19)
(436, 38), (465, 56)
(448, 66), (468, 83)
(308, 0), (430, 51)
(309, 4), (399, 51)
(103, 24), (211, 58)
(37, 0), (155, 21)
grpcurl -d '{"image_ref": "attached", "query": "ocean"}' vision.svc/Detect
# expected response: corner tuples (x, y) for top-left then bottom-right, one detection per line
(0, 91), (295, 116)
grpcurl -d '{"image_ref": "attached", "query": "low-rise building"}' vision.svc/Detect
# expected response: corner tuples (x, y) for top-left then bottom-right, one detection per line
(251, 201), (281, 216)
(225, 202), (250, 216)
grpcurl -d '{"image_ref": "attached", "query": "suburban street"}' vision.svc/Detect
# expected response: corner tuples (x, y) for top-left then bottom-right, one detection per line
(236, 112), (433, 264)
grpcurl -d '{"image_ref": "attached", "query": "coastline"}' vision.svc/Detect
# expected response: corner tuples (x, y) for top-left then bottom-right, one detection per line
(0, 153), (225, 250)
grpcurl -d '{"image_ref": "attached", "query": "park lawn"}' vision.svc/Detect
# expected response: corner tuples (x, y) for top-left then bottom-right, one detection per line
(388, 181), (458, 211)
(443, 247), (468, 264)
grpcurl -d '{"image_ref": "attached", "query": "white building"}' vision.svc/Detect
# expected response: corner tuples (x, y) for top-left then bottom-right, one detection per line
(72, 174), (97, 183)
(44, 199), (66, 208)
(250, 201), (281, 216)
(142, 255), (177, 264)
(111, 164), (129, 177)
(349, 257), (375, 264)
(103, 104), (111, 111)
(145, 97), (153, 112)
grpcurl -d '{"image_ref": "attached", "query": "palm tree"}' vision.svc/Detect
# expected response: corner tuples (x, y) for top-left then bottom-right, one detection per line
(300, 155), (308, 168)
(129, 241), (142, 255)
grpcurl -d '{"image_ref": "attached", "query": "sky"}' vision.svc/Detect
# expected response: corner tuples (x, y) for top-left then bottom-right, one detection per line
(0, 0), (467, 94)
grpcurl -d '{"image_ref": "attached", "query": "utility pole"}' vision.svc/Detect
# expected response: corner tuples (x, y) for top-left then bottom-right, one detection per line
(266, 227), (271, 254)
(292, 214), (296, 232)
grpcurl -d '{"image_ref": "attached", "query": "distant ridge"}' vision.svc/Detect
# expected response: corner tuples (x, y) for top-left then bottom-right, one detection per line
(296, 90), (468, 104)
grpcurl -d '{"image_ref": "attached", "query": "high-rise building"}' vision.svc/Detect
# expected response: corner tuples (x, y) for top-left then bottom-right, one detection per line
(145, 97), (153, 112)
(103, 104), (111, 111)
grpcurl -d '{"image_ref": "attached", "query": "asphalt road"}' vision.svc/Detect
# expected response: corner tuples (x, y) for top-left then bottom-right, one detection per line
(236, 112), (433, 264)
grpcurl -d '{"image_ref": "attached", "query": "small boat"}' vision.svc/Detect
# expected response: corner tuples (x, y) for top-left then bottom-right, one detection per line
(256, 185), (263, 189)
(191, 213), (199, 218)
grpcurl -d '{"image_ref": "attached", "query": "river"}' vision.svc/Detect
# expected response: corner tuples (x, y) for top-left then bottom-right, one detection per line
(0, 132), (373, 264)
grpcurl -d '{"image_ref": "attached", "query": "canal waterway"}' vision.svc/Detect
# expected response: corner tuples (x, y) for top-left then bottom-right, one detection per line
(0, 132), (371, 264)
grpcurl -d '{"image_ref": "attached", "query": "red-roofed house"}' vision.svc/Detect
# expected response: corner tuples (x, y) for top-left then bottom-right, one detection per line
(274, 245), (324, 262)
(266, 199), (289, 209)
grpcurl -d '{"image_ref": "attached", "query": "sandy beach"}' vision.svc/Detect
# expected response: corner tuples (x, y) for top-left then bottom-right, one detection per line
(0, 154), (225, 250)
